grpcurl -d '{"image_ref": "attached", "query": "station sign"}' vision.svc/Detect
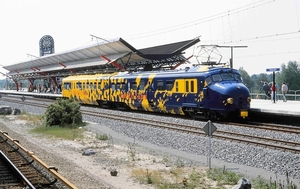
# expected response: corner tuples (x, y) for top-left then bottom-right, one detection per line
(266, 68), (280, 72)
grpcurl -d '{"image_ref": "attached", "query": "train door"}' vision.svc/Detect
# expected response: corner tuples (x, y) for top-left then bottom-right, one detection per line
(145, 80), (155, 110)
(62, 81), (71, 98)
(137, 80), (146, 105)
(203, 76), (212, 100)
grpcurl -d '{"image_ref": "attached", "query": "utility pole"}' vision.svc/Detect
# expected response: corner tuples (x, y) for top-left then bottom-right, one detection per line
(217, 46), (247, 68)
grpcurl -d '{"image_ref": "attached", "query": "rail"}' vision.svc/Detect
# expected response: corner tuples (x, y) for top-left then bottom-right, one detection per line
(0, 150), (36, 189)
(0, 130), (78, 189)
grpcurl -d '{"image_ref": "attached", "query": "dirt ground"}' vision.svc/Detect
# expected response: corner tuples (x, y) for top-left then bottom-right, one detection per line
(0, 115), (237, 189)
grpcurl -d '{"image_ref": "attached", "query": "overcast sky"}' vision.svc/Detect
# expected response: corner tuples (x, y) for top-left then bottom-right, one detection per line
(0, 0), (299, 78)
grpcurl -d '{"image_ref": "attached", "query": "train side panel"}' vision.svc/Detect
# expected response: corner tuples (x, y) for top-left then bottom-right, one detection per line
(110, 72), (206, 115)
(62, 74), (113, 105)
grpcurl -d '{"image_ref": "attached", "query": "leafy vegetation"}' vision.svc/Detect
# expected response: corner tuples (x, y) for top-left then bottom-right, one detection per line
(239, 61), (300, 94)
(44, 98), (82, 127)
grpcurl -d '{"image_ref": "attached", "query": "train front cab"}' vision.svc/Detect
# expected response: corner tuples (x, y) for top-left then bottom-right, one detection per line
(202, 70), (251, 119)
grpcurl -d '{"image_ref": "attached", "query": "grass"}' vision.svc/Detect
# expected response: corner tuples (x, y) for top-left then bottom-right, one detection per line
(16, 112), (44, 125)
(14, 111), (86, 140)
(131, 167), (297, 189)
(31, 125), (85, 140)
(131, 166), (299, 189)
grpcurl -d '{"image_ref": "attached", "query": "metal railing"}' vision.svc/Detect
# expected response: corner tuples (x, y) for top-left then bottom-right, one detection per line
(251, 91), (300, 101)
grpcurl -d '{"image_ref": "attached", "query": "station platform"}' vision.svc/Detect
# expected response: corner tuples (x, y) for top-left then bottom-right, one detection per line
(0, 89), (62, 99)
(250, 99), (300, 117)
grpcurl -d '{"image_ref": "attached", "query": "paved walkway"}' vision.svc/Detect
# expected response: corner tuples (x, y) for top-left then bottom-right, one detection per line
(250, 99), (300, 117)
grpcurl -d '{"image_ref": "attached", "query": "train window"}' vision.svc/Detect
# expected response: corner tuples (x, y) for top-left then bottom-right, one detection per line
(77, 82), (82, 90)
(98, 82), (101, 89)
(132, 82), (137, 90)
(121, 82), (126, 91)
(175, 82), (179, 92)
(191, 80), (195, 92)
(205, 77), (212, 85)
(64, 82), (70, 90)
(157, 81), (163, 90)
(90, 83), (93, 89)
(221, 73), (235, 81)
(212, 74), (222, 82)
(94, 82), (96, 89)
(185, 81), (189, 92)
(139, 80), (145, 90)
(116, 83), (120, 90)
(234, 74), (243, 81)
(166, 80), (173, 91)
(104, 82), (109, 89)
(111, 83), (116, 90)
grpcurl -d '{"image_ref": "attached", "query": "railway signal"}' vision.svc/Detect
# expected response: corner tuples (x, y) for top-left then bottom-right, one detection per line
(202, 120), (217, 169)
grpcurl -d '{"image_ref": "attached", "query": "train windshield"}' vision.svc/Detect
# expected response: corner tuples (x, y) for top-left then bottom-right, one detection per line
(211, 73), (242, 82)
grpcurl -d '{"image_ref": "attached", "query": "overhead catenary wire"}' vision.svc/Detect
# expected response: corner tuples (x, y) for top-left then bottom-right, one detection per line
(124, 0), (275, 40)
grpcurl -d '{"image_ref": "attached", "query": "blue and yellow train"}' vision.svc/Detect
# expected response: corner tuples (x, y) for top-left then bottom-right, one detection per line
(61, 64), (251, 119)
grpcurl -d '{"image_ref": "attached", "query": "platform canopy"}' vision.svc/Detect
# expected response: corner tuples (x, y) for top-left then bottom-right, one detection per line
(3, 37), (200, 80)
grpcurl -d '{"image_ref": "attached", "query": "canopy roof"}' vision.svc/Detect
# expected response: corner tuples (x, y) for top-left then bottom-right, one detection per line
(3, 37), (200, 80)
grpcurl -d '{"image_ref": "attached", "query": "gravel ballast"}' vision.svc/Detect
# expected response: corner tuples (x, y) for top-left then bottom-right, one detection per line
(1, 101), (300, 185)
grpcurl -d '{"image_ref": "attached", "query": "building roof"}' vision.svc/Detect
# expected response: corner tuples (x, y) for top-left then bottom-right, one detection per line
(3, 37), (200, 80)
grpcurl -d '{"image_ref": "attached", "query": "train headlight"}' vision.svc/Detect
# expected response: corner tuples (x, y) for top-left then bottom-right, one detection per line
(247, 97), (251, 103)
(226, 98), (234, 105)
(223, 98), (233, 106)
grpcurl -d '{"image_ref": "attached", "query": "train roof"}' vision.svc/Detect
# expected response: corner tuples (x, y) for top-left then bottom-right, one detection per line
(62, 64), (240, 81)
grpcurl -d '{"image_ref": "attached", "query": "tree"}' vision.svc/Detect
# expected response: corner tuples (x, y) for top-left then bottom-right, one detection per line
(45, 98), (82, 127)
(251, 73), (270, 93)
(238, 67), (254, 91)
(280, 61), (300, 90)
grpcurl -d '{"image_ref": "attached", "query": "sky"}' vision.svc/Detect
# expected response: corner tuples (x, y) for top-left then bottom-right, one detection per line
(0, 0), (300, 79)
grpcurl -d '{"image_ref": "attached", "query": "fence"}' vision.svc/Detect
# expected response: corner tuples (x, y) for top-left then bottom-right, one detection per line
(251, 91), (300, 101)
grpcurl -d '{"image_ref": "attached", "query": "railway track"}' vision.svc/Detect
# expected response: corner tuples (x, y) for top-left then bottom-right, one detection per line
(82, 110), (300, 153)
(1, 96), (300, 154)
(0, 129), (78, 189)
(0, 130), (55, 188)
(0, 150), (35, 189)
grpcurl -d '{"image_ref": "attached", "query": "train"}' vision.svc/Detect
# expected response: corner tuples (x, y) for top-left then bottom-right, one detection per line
(61, 64), (251, 120)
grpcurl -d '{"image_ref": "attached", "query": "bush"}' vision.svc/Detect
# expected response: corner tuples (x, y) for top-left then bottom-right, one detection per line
(45, 98), (82, 127)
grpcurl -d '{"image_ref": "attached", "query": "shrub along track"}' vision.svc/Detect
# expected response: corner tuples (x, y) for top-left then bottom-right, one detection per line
(1, 96), (299, 155)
